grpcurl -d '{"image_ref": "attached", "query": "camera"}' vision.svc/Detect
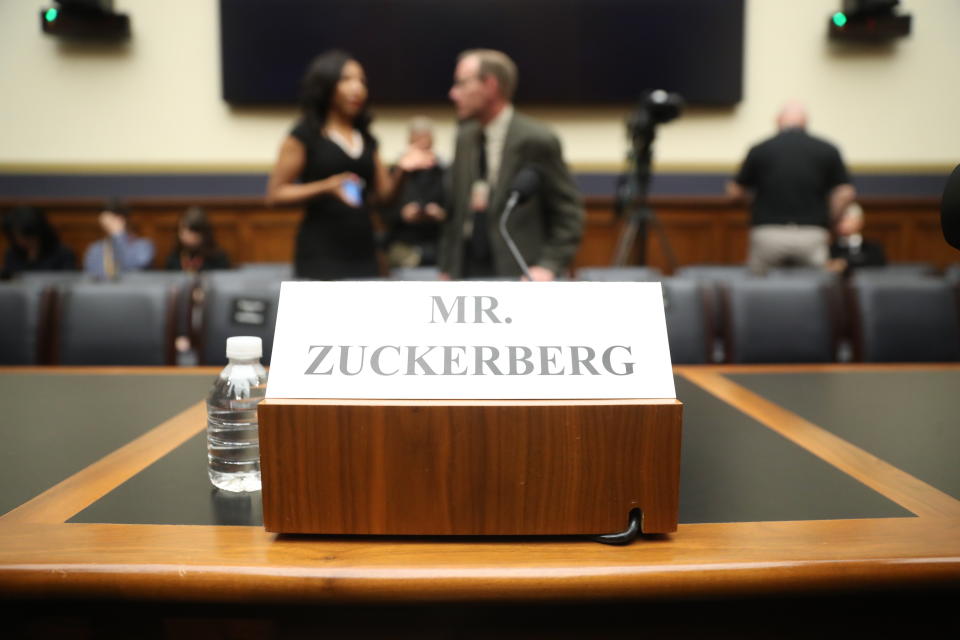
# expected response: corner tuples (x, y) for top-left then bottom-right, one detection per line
(627, 90), (685, 142)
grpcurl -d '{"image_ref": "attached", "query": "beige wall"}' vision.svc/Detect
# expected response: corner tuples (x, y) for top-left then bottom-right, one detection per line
(1, 0), (957, 171)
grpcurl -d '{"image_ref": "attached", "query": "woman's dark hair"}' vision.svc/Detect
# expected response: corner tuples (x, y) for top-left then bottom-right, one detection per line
(2, 205), (62, 259)
(300, 49), (372, 135)
(103, 196), (130, 217)
(175, 206), (219, 257)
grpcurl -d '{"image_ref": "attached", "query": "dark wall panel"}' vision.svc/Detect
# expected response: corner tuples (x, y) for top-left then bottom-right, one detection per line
(220, 0), (744, 105)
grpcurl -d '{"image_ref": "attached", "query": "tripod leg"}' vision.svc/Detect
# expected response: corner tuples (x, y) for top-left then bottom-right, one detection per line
(612, 217), (640, 267)
(648, 209), (678, 273)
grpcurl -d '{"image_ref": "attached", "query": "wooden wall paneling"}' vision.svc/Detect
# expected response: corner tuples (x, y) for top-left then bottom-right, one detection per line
(45, 206), (101, 267)
(863, 200), (952, 269)
(572, 204), (623, 269)
(867, 210), (914, 263)
(243, 209), (301, 264)
(207, 209), (243, 266)
(719, 211), (750, 264)
(1, 196), (946, 272)
(646, 209), (726, 273)
(134, 209), (180, 269)
(911, 217), (956, 268)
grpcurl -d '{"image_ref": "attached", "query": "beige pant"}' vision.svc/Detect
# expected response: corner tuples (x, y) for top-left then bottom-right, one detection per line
(748, 225), (830, 275)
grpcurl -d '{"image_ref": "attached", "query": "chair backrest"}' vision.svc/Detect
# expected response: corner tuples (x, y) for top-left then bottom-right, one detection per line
(851, 262), (939, 282)
(944, 263), (960, 289)
(767, 266), (836, 279)
(674, 265), (752, 340)
(238, 263), (294, 280)
(0, 282), (52, 365)
(724, 277), (836, 364)
(769, 267), (848, 343)
(575, 266), (663, 282)
(117, 271), (198, 337)
(390, 266), (442, 281)
(200, 276), (283, 365)
(14, 270), (87, 287)
(850, 278), (960, 362)
(55, 282), (176, 365)
(674, 265), (752, 282)
(661, 278), (712, 364)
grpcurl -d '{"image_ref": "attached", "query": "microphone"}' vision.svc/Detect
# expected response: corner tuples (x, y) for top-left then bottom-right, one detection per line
(498, 167), (540, 280)
(941, 163), (960, 251)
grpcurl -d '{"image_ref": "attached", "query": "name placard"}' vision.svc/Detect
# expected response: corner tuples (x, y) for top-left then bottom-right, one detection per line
(265, 281), (675, 399)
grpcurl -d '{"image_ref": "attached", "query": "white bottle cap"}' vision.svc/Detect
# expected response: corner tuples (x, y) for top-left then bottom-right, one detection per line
(226, 336), (262, 360)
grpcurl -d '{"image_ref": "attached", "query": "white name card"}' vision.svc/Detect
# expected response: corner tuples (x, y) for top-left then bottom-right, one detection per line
(265, 281), (675, 400)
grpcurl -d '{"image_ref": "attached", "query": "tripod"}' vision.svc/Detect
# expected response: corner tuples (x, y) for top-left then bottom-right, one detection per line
(611, 126), (677, 271)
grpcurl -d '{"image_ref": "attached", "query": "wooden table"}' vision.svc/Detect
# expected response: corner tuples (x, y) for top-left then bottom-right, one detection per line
(2, 365), (958, 635)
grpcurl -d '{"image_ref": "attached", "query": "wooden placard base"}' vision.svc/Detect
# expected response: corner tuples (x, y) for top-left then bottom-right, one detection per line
(258, 398), (682, 536)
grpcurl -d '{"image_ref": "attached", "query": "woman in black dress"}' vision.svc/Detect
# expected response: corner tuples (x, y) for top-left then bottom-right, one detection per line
(266, 50), (434, 280)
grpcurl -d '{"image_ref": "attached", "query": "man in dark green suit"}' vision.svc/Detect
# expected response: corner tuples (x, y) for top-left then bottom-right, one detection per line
(440, 49), (584, 280)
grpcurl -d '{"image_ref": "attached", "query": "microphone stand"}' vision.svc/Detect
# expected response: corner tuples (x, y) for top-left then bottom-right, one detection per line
(498, 191), (533, 281)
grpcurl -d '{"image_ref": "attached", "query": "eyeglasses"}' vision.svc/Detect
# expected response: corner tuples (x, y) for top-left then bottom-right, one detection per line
(451, 74), (482, 89)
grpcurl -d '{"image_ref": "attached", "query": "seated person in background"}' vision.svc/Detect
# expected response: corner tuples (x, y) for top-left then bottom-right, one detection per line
(83, 198), (155, 279)
(383, 117), (446, 268)
(164, 206), (230, 362)
(2, 205), (76, 278)
(828, 202), (886, 275)
(165, 206), (230, 272)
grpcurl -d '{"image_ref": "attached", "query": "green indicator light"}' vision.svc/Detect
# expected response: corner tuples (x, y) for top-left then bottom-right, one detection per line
(832, 12), (847, 28)
(44, 7), (59, 22)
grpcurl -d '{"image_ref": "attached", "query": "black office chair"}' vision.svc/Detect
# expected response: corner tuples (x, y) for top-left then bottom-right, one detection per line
(238, 262), (294, 280)
(0, 282), (54, 365)
(674, 264), (752, 360)
(661, 278), (713, 364)
(118, 271), (198, 340)
(850, 278), (960, 362)
(199, 275), (282, 365)
(944, 263), (960, 289)
(54, 281), (177, 365)
(390, 266), (442, 281)
(851, 262), (938, 282)
(575, 266), (663, 282)
(673, 264), (751, 282)
(724, 277), (836, 363)
(767, 266), (838, 279)
(14, 270), (88, 287)
(768, 268), (850, 357)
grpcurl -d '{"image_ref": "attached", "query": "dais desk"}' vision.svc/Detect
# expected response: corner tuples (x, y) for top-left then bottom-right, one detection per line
(1, 366), (958, 632)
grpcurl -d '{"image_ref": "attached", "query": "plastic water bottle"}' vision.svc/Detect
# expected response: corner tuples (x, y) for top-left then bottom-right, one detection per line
(206, 336), (267, 492)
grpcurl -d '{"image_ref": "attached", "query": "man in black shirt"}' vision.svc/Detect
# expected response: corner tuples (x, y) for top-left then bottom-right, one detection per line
(727, 102), (856, 274)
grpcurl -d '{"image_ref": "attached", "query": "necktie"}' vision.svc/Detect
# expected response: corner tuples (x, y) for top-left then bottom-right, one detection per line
(478, 131), (488, 182)
(470, 132), (491, 262)
(103, 239), (117, 279)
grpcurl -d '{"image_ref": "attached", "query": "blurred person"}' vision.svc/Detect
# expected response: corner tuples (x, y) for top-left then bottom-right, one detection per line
(383, 117), (446, 268)
(727, 101), (856, 275)
(828, 202), (886, 275)
(165, 206), (230, 272)
(2, 205), (76, 278)
(162, 206), (230, 362)
(440, 49), (583, 280)
(83, 198), (155, 279)
(266, 50), (435, 280)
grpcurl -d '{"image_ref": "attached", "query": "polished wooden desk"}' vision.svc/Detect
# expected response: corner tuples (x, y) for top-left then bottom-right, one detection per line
(1, 365), (958, 632)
